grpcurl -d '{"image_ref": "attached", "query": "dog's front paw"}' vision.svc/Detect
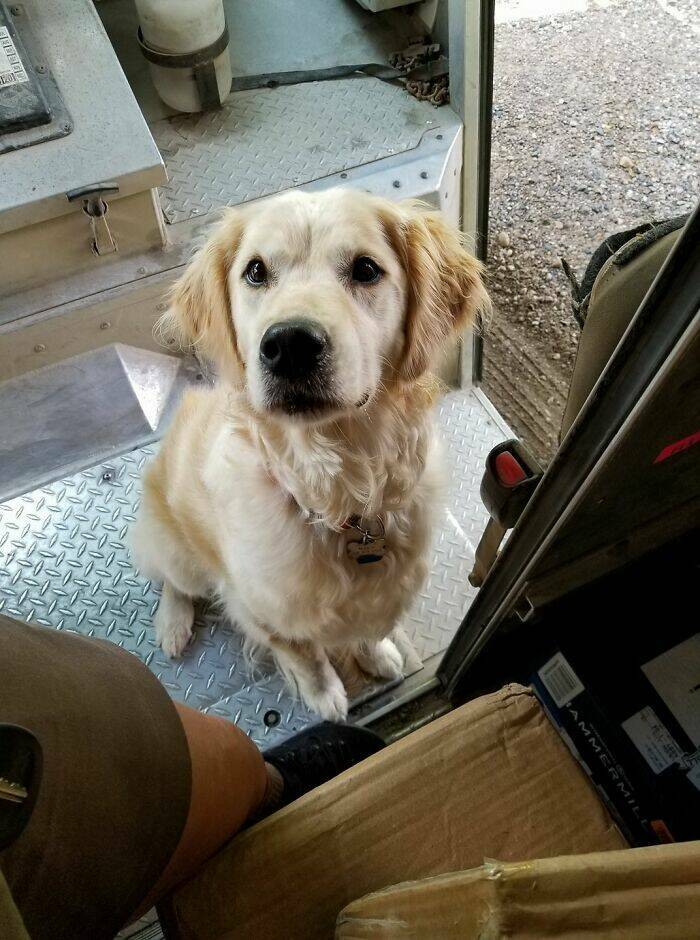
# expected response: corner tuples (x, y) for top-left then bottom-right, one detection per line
(155, 586), (194, 658)
(302, 669), (349, 722)
(313, 684), (349, 722)
(354, 638), (404, 681)
(158, 621), (192, 659)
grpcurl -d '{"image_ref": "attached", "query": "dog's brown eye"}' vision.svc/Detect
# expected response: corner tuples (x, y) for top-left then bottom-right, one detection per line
(244, 258), (267, 285)
(352, 256), (382, 284)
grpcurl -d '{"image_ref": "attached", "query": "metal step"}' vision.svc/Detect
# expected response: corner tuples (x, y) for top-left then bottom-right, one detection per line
(149, 78), (456, 225)
(0, 344), (199, 503)
(0, 388), (509, 747)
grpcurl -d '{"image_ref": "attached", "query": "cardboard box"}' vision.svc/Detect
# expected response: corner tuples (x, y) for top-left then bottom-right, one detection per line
(164, 685), (624, 940)
(336, 840), (700, 939)
(531, 632), (700, 846)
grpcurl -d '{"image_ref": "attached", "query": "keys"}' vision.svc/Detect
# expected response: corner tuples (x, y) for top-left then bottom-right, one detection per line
(0, 776), (27, 804)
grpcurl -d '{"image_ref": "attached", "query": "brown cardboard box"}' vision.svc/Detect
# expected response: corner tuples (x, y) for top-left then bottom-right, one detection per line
(336, 841), (700, 939)
(165, 685), (625, 939)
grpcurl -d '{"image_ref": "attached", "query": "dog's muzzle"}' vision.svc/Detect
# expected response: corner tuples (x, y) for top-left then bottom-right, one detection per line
(259, 319), (337, 416)
(259, 319), (329, 381)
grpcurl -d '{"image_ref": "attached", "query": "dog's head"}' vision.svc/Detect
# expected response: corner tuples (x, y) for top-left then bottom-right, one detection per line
(165, 189), (489, 422)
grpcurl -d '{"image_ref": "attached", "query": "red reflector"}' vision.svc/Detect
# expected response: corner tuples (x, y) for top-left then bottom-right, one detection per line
(654, 429), (700, 464)
(494, 451), (528, 487)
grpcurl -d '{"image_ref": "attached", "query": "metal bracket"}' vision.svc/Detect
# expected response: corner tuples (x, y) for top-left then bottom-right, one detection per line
(222, 43), (448, 97)
(468, 516), (507, 587)
(137, 25), (229, 111)
(66, 182), (119, 256)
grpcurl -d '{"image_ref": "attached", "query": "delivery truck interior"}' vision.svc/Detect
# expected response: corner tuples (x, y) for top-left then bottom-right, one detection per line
(0, 0), (698, 920)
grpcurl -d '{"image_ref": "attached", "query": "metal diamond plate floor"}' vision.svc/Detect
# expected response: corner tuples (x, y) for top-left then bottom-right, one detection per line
(0, 389), (507, 746)
(152, 78), (443, 224)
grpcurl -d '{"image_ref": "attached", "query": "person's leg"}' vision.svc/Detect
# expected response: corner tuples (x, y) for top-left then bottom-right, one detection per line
(133, 703), (272, 916)
(1, 617), (384, 940)
(0, 620), (194, 940)
(134, 707), (388, 917)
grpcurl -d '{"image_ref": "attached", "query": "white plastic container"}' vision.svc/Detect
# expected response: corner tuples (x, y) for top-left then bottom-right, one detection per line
(135, 0), (232, 113)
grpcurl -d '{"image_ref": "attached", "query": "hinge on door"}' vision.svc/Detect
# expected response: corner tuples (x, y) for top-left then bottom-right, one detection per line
(66, 181), (120, 256)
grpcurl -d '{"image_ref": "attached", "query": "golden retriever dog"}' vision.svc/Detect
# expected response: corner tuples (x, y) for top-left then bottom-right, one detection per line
(131, 188), (488, 720)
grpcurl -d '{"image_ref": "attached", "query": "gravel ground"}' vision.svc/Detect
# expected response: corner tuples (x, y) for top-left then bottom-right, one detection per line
(483, 0), (699, 463)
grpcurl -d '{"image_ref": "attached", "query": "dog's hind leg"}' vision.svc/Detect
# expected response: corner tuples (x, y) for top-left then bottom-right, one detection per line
(154, 582), (195, 659)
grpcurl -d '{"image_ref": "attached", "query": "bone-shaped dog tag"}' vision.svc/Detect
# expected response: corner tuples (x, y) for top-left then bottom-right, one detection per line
(347, 536), (387, 565)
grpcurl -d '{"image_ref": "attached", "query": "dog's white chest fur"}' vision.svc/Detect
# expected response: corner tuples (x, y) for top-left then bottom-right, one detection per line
(201, 402), (440, 647)
(220, 477), (435, 647)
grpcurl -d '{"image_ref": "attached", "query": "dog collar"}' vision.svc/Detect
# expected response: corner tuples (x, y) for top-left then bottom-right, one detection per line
(266, 468), (388, 565)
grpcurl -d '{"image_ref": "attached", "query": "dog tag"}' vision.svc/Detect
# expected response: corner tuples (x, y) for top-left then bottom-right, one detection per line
(347, 536), (387, 565)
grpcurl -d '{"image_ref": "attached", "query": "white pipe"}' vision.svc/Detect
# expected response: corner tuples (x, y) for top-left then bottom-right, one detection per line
(135, 0), (232, 113)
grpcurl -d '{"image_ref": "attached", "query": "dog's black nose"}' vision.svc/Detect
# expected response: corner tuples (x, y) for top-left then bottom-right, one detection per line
(260, 320), (329, 380)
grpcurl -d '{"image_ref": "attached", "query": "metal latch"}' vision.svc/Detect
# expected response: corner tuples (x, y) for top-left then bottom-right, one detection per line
(67, 181), (120, 256)
(469, 439), (543, 587)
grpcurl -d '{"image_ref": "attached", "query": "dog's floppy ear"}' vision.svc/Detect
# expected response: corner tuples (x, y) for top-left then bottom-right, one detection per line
(388, 201), (490, 381)
(160, 209), (244, 374)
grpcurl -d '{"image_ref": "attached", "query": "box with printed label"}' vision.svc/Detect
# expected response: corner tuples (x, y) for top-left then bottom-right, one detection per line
(531, 633), (700, 846)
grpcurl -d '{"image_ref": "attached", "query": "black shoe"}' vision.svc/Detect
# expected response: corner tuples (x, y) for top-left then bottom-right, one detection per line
(264, 722), (385, 807)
